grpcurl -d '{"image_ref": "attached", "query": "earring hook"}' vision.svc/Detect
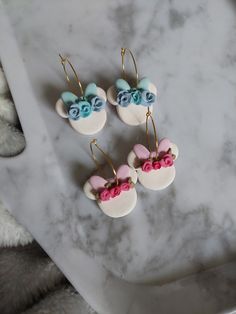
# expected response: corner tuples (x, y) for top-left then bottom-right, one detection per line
(90, 139), (118, 185)
(121, 48), (139, 87)
(59, 54), (84, 96)
(146, 108), (158, 159)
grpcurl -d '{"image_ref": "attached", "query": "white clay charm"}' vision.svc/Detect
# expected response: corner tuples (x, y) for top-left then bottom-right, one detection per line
(84, 140), (138, 218)
(128, 138), (179, 191)
(84, 165), (138, 218)
(107, 48), (157, 126)
(56, 84), (107, 135)
(56, 55), (107, 135)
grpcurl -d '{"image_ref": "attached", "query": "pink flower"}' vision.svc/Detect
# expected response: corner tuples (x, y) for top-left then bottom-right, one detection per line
(110, 186), (121, 198)
(162, 154), (174, 167)
(160, 159), (167, 167)
(141, 160), (153, 172)
(120, 182), (131, 191)
(153, 161), (161, 170)
(99, 189), (111, 201)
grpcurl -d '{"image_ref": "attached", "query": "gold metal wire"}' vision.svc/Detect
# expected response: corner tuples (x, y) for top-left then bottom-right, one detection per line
(59, 54), (84, 96)
(90, 139), (118, 185)
(121, 48), (139, 86)
(146, 108), (158, 158)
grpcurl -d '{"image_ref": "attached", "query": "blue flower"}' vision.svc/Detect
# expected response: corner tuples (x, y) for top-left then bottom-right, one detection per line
(68, 103), (80, 120)
(90, 96), (106, 112)
(141, 91), (155, 106)
(117, 90), (131, 107)
(79, 101), (92, 118)
(130, 89), (142, 104)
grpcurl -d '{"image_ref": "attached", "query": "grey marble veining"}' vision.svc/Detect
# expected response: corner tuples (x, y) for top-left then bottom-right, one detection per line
(1, 0), (236, 313)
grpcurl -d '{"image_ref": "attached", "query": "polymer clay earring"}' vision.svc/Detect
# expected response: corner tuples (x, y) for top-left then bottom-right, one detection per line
(84, 139), (138, 218)
(107, 48), (157, 126)
(56, 55), (107, 135)
(127, 109), (179, 190)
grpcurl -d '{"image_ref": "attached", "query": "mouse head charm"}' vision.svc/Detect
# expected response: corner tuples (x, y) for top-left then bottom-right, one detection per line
(107, 48), (157, 126)
(56, 55), (107, 135)
(128, 112), (179, 190)
(84, 140), (138, 218)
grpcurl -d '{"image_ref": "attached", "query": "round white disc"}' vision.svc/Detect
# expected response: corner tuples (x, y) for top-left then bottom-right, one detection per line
(117, 104), (153, 126)
(137, 166), (176, 191)
(55, 99), (68, 118)
(107, 85), (118, 106)
(69, 109), (107, 135)
(98, 188), (137, 218)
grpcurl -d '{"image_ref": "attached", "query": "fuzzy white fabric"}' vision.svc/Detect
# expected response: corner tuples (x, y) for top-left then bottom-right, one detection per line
(22, 286), (96, 314)
(0, 243), (65, 314)
(0, 200), (33, 247)
(0, 117), (26, 157)
(0, 67), (9, 95)
(0, 67), (25, 158)
(0, 66), (93, 314)
(0, 66), (31, 247)
(0, 96), (19, 125)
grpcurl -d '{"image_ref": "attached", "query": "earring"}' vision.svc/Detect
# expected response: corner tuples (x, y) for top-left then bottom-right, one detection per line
(55, 55), (107, 135)
(107, 48), (157, 126)
(84, 139), (138, 218)
(127, 109), (179, 190)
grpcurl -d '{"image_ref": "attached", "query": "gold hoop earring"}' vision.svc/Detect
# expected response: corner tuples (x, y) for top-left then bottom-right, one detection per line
(90, 139), (118, 186)
(127, 106), (179, 191)
(59, 54), (84, 96)
(83, 139), (138, 218)
(55, 54), (107, 135)
(120, 47), (139, 87)
(107, 48), (157, 126)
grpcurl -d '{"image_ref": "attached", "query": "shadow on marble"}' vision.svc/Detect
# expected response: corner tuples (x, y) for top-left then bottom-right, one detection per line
(70, 161), (91, 191)
(228, 0), (236, 11)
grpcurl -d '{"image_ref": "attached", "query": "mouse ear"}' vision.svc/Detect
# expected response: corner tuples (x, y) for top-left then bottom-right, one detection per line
(158, 138), (171, 154)
(107, 86), (118, 106)
(127, 150), (136, 168)
(97, 87), (107, 101)
(84, 83), (98, 97)
(170, 143), (179, 160)
(133, 144), (150, 159)
(116, 165), (130, 180)
(130, 167), (138, 184)
(83, 181), (96, 200)
(89, 175), (107, 190)
(55, 99), (68, 118)
(137, 77), (157, 95)
(115, 79), (130, 91)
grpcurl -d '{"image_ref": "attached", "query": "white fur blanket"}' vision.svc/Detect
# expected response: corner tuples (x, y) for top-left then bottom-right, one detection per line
(0, 66), (31, 247)
(0, 66), (95, 314)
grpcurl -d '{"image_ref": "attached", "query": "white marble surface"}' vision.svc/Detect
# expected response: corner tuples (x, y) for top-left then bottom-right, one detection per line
(1, 0), (236, 313)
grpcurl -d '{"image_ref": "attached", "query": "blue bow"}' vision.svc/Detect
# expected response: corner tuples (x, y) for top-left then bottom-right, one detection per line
(115, 78), (156, 107)
(61, 83), (106, 121)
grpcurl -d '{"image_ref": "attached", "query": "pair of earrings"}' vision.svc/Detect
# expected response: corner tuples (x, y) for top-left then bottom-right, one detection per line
(55, 48), (157, 134)
(56, 49), (179, 218)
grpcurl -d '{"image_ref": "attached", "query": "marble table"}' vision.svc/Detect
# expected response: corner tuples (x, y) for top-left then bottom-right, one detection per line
(1, 0), (236, 313)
